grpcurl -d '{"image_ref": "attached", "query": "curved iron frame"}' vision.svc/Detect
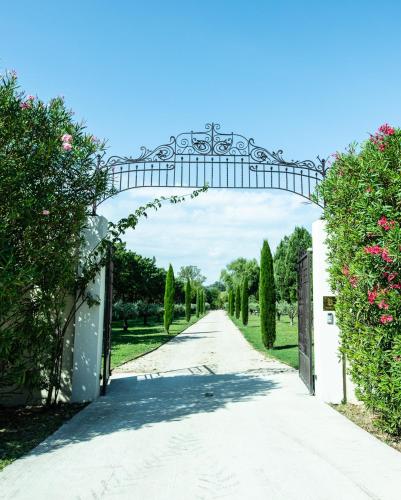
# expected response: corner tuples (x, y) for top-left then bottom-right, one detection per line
(95, 123), (327, 210)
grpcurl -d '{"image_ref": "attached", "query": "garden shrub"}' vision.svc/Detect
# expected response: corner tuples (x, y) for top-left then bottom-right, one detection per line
(319, 124), (401, 434)
(235, 285), (241, 319)
(185, 279), (191, 321)
(241, 277), (249, 326)
(0, 72), (108, 403)
(259, 240), (276, 349)
(163, 264), (175, 333)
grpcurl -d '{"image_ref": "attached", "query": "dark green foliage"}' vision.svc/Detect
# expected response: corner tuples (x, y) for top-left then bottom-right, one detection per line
(318, 125), (401, 435)
(185, 279), (191, 322)
(227, 289), (232, 314)
(177, 265), (206, 287)
(235, 285), (241, 319)
(229, 288), (235, 315)
(163, 264), (175, 333)
(205, 283), (223, 309)
(241, 277), (249, 326)
(259, 240), (276, 349)
(220, 257), (260, 297)
(274, 228), (311, 303)
(196, 289), (200, 317)
(273, 236), (290, 303)
(113, 243), (166, 328)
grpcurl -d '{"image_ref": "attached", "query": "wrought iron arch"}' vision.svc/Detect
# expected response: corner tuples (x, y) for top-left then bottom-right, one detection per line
(95, 123), (327, 209)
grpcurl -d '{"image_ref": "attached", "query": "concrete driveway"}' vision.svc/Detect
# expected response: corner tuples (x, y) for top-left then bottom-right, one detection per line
(1, 310), (401, 499)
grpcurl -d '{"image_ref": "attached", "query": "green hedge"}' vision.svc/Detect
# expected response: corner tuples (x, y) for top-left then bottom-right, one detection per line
(319, 124), (401, 434)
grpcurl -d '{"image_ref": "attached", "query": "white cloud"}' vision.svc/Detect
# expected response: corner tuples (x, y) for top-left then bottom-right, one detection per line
(98, 188), (321, 284)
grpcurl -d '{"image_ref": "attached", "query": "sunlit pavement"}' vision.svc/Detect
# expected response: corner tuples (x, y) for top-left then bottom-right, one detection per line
(1, 311), (401, 500)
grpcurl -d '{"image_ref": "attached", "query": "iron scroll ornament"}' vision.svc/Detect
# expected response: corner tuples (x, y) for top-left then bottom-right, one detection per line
(95, 123), (327, 208)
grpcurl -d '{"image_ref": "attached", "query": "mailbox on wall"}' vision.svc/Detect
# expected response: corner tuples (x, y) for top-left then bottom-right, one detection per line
(323, 296), (336, 311)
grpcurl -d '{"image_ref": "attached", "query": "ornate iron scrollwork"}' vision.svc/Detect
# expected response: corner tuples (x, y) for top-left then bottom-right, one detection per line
(96, 123), (327, 208)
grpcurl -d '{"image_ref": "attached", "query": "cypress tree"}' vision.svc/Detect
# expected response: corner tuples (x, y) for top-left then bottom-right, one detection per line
(163, 264), (175, 333)
(235, 285), (241, 319)
(259, 240), (276, 348)
(227, 289), (232, 314)
(200, 289), (204, 314)
(196, 288), (200, 317)
(241, 276), (249, 326)
(185, 278), (191, 322)
(230, 288), (235, 315)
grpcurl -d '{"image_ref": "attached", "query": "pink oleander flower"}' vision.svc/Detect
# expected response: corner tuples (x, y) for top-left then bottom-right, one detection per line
(380, 314), (393, 324)
(42, 209), (50, 215)
(364, 245), (382, 255)
(366, 186), (372, 193)
(26, 95), (35, 101)
(379, 123), (395, 136)
(342, 265), (350, 276)
(386, 272), (397, 282)
(390, 283), (401, 290)
(381, 248), (393, 263)
(368, 289), (378, 304)
(378, 300), (389, 310)
(62, 142), (72, 151)
(61, 133), (72, 143)
(20, 101), (30, 109)
(349, 276), (358, 288)
(378, 216), (396, 231)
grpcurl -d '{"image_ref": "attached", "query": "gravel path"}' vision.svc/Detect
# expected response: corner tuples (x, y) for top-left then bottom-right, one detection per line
(114, 309), (290, 376)
(1, 310), (401, 500)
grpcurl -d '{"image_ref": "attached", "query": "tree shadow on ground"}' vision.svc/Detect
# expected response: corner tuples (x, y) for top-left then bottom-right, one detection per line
(273, 344), (298, 351)
(112, 333), (171, 346)
(28, 372), (278, 457)
(112, 331), (220, 348)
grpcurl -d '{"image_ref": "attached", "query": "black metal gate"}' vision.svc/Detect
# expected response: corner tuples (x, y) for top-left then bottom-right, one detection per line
(297, 250), (314, 394)
(101, 243), (114, 395)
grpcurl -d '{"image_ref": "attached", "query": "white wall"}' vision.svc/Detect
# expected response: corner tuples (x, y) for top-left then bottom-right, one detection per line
(71, 216), (108, 403)
(312, 219), (357, 403)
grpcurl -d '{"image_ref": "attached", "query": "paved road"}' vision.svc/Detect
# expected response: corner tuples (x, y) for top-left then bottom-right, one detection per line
(1, 310), (401, 499)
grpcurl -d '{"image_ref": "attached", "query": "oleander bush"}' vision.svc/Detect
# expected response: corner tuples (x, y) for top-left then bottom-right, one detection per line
(319, 124), (401, 434)
(0, 71), (108, 404)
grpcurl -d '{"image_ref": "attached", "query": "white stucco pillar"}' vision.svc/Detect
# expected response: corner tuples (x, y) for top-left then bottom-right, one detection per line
(312, 219), (350, 403)
(71, 215), (108, 403)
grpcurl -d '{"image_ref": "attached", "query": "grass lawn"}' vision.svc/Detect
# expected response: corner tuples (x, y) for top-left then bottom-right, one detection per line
(231, 314), (299, 369)
(111, 315), (203, 369)
(0, 403), (85, 472)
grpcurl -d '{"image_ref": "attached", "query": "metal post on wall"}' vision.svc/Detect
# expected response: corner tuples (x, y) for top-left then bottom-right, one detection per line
(101, 241), (114, 396)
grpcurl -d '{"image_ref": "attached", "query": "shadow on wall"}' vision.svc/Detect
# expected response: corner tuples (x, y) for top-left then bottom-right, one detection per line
(29, 372), (278, 457)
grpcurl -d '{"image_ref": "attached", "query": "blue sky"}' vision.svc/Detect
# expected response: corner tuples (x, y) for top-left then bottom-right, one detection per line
(3, 1), (401, 282)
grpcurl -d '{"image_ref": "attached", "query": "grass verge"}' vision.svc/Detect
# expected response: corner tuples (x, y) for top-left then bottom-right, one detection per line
(231, 314), (299, 369)
(0, 403), (85, 472)
(111, 315), (204, 369)
(332, 403), (401, 453)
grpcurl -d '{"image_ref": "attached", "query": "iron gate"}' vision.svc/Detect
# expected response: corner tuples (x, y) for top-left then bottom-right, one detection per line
(297, 250), (314, 393)
(101, 242), (114, 395)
